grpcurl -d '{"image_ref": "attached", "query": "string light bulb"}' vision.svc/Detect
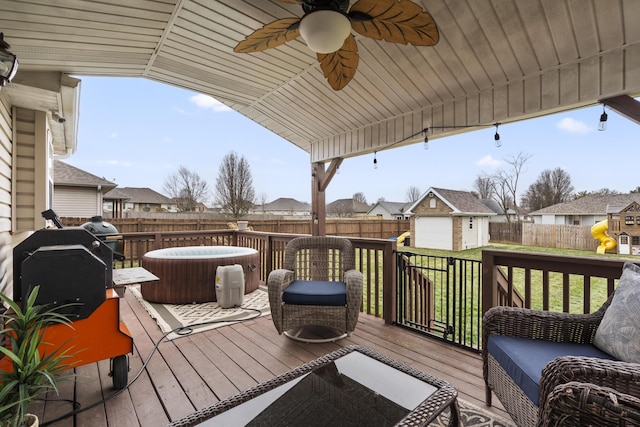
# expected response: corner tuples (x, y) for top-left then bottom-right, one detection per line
(598, 105), (608, 131)
(423, 128), (429, 150)
(494, 123), (501, 147)
(373, 151), (378, 169)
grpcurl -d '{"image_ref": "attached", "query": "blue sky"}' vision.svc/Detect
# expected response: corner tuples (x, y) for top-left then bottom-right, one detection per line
(65, 76), (638, 205)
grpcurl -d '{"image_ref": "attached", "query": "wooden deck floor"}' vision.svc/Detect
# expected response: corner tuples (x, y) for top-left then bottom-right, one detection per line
(33, 289), (512, 426)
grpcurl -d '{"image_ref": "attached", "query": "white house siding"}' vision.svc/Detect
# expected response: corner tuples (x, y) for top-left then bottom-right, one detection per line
(0, 93), (13, 297)
(54, 186), (101, 218)
(534, 214), (556, 224)
(13, 108), (51, 232)
(579, 215), (606, 226)
(461, 216), (490, 249)
(415, 216), (453, 250)
(368, 205), (392, 219)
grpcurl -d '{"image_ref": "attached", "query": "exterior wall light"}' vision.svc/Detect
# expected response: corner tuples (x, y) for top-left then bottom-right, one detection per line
(0, 32), (18, 86)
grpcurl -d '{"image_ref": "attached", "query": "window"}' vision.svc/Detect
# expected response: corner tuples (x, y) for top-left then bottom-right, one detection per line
(625, 216), (634, 225)
(429, 198), (436, 208)
(633, 236), (640, 246)
(636, 216), (640, 225)
(469, 217), (474, 230)
(621, 235), (629, 245)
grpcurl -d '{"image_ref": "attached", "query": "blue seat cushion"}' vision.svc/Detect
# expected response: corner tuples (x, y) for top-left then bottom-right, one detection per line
(282, 280), (347, 306)
(487, 334), (616, 406)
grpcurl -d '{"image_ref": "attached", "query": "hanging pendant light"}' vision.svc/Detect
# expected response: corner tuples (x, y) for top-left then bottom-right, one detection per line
(598, 106), (608, 131)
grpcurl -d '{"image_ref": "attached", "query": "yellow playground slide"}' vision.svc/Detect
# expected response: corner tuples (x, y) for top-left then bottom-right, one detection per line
(397, 231), (410, 244)
(591, 220), (617, 254)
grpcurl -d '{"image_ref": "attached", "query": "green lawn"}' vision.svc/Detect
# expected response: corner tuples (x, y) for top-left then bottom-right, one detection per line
(393, 243), (637, 349)
(399, 243), (632, 313)
(398, 242), (639, 262)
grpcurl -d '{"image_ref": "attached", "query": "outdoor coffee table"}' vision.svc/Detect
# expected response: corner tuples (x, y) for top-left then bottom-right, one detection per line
(168, 345), (459, 426)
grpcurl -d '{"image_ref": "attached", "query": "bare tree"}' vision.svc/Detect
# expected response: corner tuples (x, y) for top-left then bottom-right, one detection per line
(521, 167), (574, 211)
(163, 166), (210, 212)
(574, 188), (621, 199)
(492, 152), (532, 223)
(353, 192), (367, 204)
(474, 176), (494, 199)
(406, 186), (421, 202)
(257, 192), (268, 214)
(214, 151), (256, 219)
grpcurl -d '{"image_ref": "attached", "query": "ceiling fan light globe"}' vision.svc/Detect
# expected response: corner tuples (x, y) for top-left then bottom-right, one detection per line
(299, 10), (351, 54)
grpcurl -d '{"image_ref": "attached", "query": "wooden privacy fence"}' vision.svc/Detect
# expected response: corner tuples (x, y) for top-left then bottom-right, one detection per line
(489, 223), (599, 251)
(488, 222), (522, 244)
(61, 217), (410, 240)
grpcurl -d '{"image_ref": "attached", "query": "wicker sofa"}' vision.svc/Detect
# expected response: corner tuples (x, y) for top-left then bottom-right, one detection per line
(267, 236), (363, 342)
(482, 262), (640, 427)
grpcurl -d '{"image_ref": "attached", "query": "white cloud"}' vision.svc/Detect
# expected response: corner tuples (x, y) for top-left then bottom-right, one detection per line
(476, 155), (501, 169)
(189, 94), (231, 112)
(557, 117), (590, 134)
(110, 133), (118, 139)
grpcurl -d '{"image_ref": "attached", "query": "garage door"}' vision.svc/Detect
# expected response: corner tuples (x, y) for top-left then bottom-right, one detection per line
(415, 217), (452, 250)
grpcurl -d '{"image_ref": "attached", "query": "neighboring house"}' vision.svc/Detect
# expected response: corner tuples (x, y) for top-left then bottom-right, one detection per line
(252, 197), (311, 217)
(327, 198), (371, 218)
(405, 187), (495, 250)
(102, 188), (131, 219)
(480, 199), (518, 223)
(367, 201), (411, 220)
(53, 160), (117, 218)
(103, 187), (177, 213)
(528, 194), (640, 226)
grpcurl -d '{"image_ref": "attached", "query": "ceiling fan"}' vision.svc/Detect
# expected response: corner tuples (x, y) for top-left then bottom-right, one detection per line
(234, 0), (439, 91)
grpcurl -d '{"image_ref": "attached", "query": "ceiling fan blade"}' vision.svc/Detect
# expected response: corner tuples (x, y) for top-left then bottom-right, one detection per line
(349, 0), (439, 46)
(278, 0), (303, 3)
(317, 34), (359, 91)
(234, 18), (301, 53)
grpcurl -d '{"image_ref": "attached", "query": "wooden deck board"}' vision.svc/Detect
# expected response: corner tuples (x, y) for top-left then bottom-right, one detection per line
(34, 289), (512, 426)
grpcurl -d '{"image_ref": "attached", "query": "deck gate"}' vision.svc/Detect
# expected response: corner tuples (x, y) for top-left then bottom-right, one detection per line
(395, 251), (483, 352)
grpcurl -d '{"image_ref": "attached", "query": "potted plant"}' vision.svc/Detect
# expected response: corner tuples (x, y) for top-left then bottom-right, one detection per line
(0, 286), (75, 427)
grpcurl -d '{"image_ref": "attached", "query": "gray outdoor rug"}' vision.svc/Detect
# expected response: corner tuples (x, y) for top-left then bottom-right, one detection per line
(433, 399), (515, 426)
(130, 284), (270, 340)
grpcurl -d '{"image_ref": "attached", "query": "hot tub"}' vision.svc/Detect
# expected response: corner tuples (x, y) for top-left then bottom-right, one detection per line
(141, 246), (260, 304)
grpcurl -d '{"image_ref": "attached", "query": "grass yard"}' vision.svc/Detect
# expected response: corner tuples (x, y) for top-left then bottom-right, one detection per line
(399, 243), (636, 314)
(393, 243), (638, 349)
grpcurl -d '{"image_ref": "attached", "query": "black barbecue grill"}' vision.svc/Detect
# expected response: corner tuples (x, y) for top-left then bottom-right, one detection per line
(8, 209), (134, 389)
(14, 223), (114, 320)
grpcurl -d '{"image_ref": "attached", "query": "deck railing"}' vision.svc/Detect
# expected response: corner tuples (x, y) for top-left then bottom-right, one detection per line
(395, 249), (631, 351)
(481, 249), (628, 315)
(114, 231), (633, 350)
(114, 230), (396, 322)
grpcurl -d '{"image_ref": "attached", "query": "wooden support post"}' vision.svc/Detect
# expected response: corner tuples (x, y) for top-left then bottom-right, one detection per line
(311, 158), (342, 236)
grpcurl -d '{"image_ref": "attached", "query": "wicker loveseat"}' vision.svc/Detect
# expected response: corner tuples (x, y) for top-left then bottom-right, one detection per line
(267, 236), (363, 342)
(483, 262), (640, 427)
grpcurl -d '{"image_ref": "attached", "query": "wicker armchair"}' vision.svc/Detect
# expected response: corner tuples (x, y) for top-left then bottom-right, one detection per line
(482, 295), (640, 427)
(543, 381), (640, 426)
(267, 236), (363, 342)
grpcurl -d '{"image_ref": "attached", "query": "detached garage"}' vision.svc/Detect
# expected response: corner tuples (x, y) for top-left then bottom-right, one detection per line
(406, 187), (494, 251)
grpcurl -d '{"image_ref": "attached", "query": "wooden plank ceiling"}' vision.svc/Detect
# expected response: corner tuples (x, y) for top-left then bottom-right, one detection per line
(1, 0), (639, 162)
